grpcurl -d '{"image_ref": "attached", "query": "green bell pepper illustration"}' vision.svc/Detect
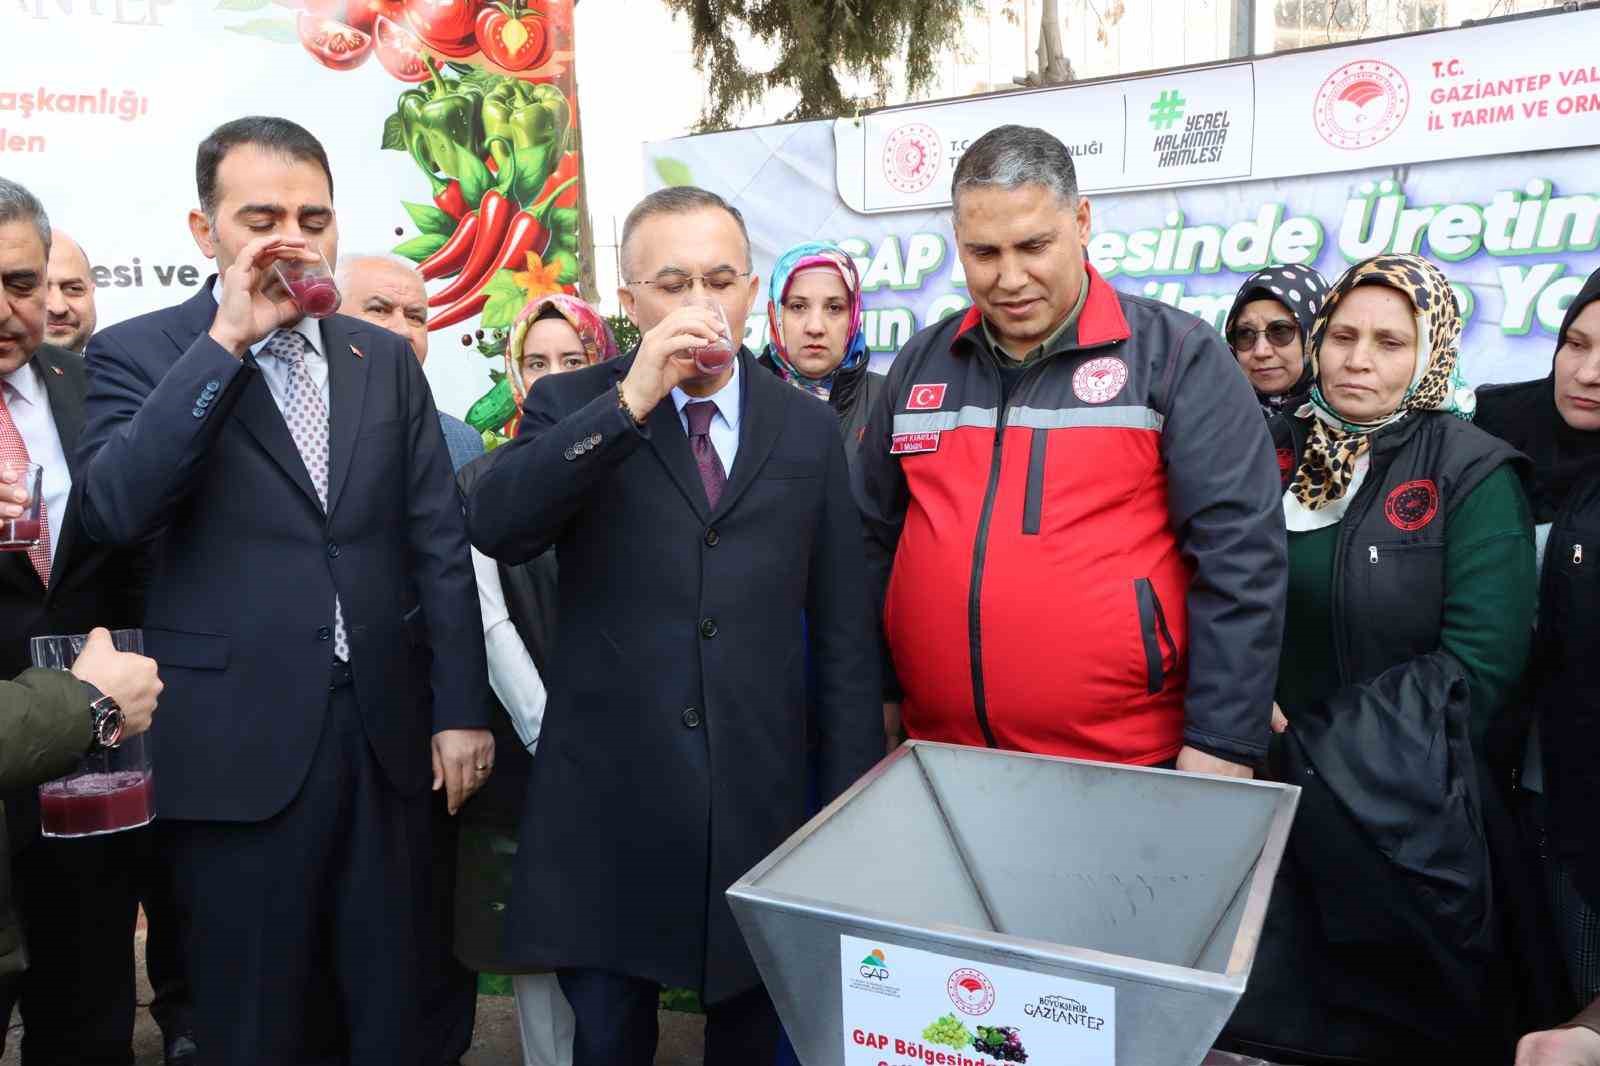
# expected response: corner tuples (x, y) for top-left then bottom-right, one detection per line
(481, 79), (569, 206)
(398, 58), (491, 207)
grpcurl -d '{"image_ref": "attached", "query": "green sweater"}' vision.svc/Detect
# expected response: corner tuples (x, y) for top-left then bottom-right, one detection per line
(1276, 464), (1536, 743)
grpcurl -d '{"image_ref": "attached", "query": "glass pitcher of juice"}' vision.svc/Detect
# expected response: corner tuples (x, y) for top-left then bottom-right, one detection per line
(32, 629), (154, 838)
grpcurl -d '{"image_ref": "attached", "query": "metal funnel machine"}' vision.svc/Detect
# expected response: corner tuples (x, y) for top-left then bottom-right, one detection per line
(728, 741), (1299, 1066)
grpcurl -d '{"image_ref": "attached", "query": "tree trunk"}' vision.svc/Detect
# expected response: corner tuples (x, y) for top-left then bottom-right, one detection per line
(1035, 0), (1075, 84)
(569, 70), (600, 305)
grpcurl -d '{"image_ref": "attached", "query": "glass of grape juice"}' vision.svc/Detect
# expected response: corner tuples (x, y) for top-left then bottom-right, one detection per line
(272, 250), (342, 319)
(0, 461), (43, 552)
(688, 298), (736, 376)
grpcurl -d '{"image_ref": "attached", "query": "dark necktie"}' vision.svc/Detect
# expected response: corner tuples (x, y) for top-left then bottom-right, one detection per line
(684, 400), (727, 509)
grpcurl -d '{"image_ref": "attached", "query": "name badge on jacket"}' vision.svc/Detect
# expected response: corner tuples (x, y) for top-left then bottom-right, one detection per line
(890, 431), (941, 455)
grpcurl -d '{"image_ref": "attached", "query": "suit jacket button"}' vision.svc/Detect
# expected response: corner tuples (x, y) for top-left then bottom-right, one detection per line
(563, 448), (576, 461)
(204, 380), (221, 393)
(317, 626), (331, 641)
(589, 433), (601, 446)
(191, 407), (205, 419)
(682, 707), (702, 729)
(699, 617), (717, 639)
(704, 528), (720, 547)
(327, 542), (341, 558)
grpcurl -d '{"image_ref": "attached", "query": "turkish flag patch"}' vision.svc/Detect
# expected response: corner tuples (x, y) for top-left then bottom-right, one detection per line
(906, 383), (947, 410)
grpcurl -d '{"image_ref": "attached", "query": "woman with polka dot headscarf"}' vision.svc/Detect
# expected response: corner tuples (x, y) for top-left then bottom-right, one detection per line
(1223, 263), (1329, 417)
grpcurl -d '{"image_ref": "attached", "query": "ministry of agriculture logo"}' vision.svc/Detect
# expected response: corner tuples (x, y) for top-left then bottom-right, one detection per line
(1072, 356), (1129, 404)
(883, 123), (942, 194)
(946, 967), (996, 1016)
(1313, 59), (1410, 149)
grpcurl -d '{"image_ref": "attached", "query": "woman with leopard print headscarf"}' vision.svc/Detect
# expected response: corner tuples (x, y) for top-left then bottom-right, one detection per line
(1222, 254), (1547, 1065)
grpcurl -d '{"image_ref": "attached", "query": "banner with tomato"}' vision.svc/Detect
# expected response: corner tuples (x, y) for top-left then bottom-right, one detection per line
(0, 0), (582, 440)
(290, 0), (581, 440)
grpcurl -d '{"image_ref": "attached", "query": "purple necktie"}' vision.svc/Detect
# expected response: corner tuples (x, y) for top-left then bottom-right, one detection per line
(684, 400), (727, 509)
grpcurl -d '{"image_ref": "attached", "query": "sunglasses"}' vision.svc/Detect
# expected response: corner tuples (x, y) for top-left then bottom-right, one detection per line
(1228, 321), (1300, 353)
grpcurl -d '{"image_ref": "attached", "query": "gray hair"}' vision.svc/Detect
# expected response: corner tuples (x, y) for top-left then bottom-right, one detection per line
(334, 252), (424, 292)
(620, 186), (750, 281)
(951, 125), (1078, 218)
(0, 178), (51, 258)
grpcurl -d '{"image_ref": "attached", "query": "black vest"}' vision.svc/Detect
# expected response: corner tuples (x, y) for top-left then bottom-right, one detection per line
(1272, 411), (1526, 689)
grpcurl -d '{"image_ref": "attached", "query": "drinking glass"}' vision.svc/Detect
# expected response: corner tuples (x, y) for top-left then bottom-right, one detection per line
(0, 461), (43, 552)
(272, 250), (342, 319)
(688, 298), (735, 376)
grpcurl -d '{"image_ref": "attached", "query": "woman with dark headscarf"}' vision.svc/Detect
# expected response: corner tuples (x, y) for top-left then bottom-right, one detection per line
(758, 240), (883, 456)
(1223, 263), (1329, 416)
(1222, 254), (1539, 1065)
(1478, 267), (1600, 1008)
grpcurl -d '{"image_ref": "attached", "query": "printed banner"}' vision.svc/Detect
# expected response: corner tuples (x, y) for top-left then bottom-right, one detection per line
(651, 119), (1600, 389)
(836, 7), (1600, 213)
(841, 935), (1115, 1066)
(2, 0), (582, 430)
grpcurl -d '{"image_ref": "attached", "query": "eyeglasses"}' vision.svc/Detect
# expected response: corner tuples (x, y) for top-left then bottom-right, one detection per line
(624, 270), (752, 297)
(1228, 322), (1299, 353)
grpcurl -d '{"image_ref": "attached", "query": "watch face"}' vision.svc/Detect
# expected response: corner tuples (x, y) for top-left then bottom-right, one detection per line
(94, 701), (124, 749)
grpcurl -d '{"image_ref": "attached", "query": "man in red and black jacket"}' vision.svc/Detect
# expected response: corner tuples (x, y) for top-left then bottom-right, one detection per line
(857, 125), (1287, 777)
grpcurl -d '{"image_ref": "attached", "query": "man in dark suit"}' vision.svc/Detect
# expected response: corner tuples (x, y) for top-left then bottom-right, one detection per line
(468, 186), (883, 1066)
(338, 248), (483, 1066)
(76, 117), (492, 1066)
(0, 178), (155, 1066)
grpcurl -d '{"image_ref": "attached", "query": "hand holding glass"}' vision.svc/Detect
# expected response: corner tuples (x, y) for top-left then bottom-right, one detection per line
(0, 461), (43, 551)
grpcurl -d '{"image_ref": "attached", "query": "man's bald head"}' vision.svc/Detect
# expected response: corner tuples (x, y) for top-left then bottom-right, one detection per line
(336, 253), (431, 362)
(45, 230), (96, 353)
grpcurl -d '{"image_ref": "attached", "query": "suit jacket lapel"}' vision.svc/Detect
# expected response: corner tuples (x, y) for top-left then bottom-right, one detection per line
(711, 348), (785, 520)
(35, 347), (84, 474)
(322, 315), (369, 518)
(35, 346), (85, 587)
(645, 391), (711, 523)
(165, 281), (324, 513)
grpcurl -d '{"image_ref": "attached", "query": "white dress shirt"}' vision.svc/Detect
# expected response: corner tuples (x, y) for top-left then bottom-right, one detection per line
(211, 281), (329, 405)
(471, 546), (546, 752)
(2, 361), (70, 562)
(669, 355), (741, 474)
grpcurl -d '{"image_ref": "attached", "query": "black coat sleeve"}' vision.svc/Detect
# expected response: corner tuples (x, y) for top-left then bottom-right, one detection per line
(852, 358), (910, 702)
(809, 426), (884, 802)
(1159, 322), (1288, 765)
(467, 367), (646, 565)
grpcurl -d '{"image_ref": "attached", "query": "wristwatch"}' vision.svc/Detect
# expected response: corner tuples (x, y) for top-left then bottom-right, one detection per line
(81, 681), (125, 753)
